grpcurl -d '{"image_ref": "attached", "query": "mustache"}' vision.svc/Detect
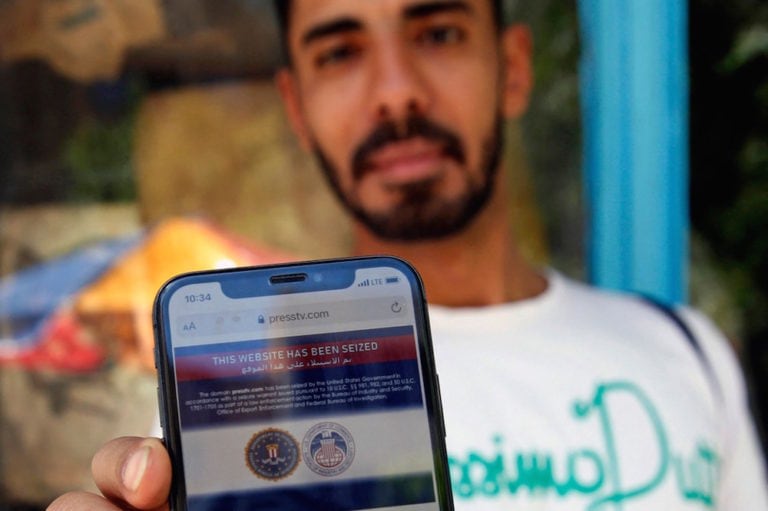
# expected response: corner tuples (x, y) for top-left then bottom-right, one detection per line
(351, 116), (466, 180)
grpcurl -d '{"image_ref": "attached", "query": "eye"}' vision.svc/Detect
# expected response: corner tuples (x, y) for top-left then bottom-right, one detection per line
(417, 25), (466, 47)
(315, 43), (361, 68)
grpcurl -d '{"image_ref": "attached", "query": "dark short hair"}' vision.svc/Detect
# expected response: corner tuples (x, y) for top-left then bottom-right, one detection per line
(273, 0), (505, 61)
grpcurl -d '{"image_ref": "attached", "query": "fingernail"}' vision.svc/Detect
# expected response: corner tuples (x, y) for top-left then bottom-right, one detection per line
(123, 445), (151, 492)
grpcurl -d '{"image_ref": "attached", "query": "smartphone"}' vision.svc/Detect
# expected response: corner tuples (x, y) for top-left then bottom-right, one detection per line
(153, 256), (453, 511)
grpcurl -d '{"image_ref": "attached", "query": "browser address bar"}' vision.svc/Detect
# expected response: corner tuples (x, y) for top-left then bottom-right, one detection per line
(175, 296), (408, 338)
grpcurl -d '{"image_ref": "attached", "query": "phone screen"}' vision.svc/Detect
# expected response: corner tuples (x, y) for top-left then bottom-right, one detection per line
(154, 257), (452, 511)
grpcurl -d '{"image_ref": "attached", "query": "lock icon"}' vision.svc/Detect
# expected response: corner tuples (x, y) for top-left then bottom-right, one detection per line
(258, 315), (265, 324)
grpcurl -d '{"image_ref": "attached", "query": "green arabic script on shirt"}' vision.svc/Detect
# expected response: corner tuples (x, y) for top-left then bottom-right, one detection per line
(449, 381), (719, 510)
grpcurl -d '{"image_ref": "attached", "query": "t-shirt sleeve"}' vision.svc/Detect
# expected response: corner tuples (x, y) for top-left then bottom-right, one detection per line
(679, 306), (768, 509)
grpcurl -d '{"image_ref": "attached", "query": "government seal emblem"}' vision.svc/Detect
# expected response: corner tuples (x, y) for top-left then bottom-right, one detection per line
(302, 422), (355, 476)
(245, 428), (300, 481)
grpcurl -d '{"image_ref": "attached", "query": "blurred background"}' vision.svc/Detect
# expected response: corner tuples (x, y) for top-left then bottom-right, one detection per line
(1, 0), (766, 508)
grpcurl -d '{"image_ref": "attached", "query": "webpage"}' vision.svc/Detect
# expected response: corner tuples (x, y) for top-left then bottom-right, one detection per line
(167, 269), (439, 511)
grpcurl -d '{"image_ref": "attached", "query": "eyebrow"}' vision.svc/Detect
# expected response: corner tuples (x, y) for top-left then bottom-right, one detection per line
(403, 0), (473, 21)
(300, 1), (473, 47)
(301, 18), (363, 47)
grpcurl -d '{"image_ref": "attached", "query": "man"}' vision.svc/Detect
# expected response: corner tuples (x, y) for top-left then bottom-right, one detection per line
(49, 0), (767, 509)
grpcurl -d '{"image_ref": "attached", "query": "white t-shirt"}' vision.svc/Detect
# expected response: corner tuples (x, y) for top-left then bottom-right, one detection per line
(429, 271), (768, 511)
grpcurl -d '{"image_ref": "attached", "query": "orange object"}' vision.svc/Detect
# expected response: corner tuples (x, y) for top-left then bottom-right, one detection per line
(74, 217), (295, 371)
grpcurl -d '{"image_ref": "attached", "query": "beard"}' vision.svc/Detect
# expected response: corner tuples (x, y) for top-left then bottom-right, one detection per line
(312, 114), (503, 241)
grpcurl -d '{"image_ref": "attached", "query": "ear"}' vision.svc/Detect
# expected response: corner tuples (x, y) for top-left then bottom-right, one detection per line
(276, 68), (313, 151)
(500, 24), (534, 120)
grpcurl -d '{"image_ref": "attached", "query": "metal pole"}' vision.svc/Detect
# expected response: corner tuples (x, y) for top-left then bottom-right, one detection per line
(578, 0), (689, 303)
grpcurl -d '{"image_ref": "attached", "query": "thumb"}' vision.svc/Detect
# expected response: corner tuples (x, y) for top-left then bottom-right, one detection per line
(92, 436), (172, 510)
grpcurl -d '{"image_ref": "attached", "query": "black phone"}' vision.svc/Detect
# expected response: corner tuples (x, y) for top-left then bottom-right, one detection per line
(153, 256), (453, 511)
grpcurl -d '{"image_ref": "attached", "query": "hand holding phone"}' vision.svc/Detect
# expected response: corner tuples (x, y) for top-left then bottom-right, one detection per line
(153, 257), (453, 510)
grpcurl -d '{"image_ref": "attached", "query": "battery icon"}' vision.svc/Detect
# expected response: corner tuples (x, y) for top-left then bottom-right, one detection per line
(386, 277), (400, 284)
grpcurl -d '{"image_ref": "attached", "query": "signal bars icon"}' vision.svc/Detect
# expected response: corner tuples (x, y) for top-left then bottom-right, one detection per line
(358, 276), (399, 287)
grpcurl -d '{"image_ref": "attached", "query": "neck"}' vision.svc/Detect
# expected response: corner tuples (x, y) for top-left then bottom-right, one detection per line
(351, 175), (547, 307)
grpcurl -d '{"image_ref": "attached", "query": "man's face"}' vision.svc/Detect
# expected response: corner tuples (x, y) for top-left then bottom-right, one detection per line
(279, 0), (529, 240)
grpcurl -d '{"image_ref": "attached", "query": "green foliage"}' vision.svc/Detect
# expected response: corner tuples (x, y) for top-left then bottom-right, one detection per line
(63, 114), (136, 202)
(715, 4), (768, 335)
(721, 25), (768, 71)
(690, 0), (768, 344)
(511, 0), (584, 276)
(61, 79), (144, 202)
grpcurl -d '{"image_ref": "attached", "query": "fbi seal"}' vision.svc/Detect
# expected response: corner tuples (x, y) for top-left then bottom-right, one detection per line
(302, 422), (355, 476)
(245, 428), (300, 481)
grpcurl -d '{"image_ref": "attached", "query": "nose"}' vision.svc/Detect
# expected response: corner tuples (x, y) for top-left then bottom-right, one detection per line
(369, 41), (430, 125)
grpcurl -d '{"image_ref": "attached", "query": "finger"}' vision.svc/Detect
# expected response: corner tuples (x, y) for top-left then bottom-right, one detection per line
(47, 491), (123, 511)
(92, 436), (171, 510)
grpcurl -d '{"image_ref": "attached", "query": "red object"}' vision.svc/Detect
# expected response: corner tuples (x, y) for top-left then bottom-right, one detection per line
(10, 311), (106, 373)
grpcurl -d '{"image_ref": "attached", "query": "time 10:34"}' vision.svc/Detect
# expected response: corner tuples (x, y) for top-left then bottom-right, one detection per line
(185, 293), (212, 303)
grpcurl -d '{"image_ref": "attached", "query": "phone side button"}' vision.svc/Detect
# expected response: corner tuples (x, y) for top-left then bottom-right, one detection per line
(436, 374), (447, 438)
(156, 386), (166, 433)
(152, 320), (158, 368)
